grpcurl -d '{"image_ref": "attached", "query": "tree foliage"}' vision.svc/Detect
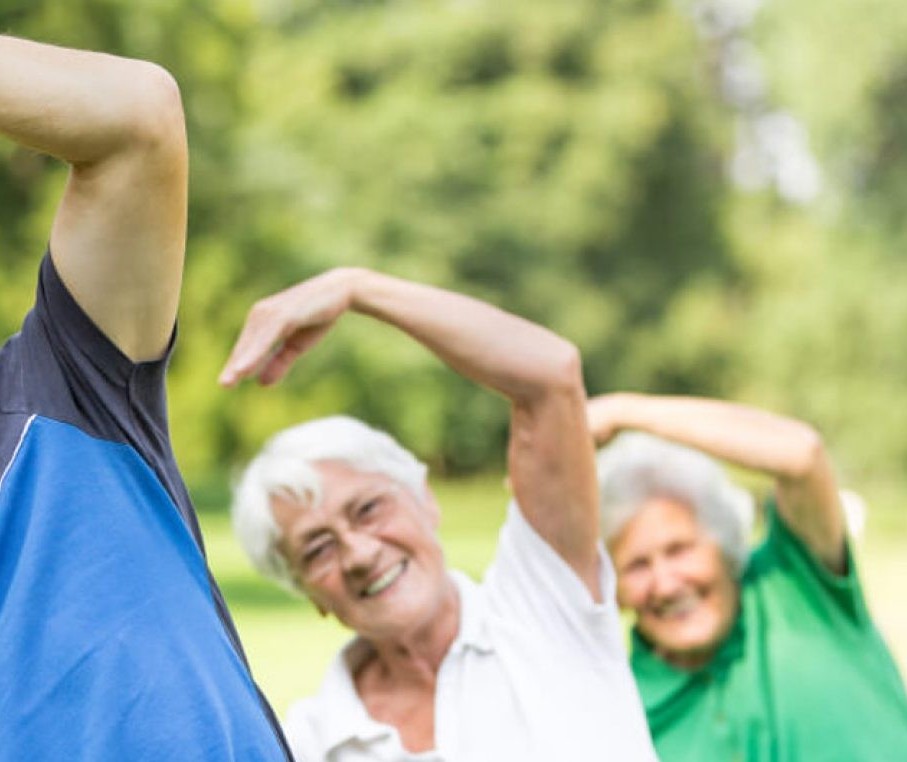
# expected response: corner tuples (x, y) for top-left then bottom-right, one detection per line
(2, 0), (906, 494)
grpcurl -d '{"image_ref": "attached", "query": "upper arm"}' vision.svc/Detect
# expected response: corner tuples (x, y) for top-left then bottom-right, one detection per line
(48, 61), (187, 362)
(507, 342), (603, 601)
(772, 427), (847, 573)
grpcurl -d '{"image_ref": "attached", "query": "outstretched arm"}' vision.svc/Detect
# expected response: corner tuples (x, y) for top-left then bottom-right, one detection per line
(588, 392), (846, 572)
(0, 35), (187, 361)
(220, 267), (603, 599)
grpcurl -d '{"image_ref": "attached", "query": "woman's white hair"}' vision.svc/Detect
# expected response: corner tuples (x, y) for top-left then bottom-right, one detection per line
(232, 415), (429, 593)
(595, 432), (755, 575)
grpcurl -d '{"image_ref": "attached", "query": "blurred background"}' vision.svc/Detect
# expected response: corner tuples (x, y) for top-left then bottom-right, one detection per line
(2, 0), (905, 712)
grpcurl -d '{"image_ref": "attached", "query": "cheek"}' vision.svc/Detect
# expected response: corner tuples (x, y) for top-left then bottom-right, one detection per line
(394, 510), (442, 554)
(406, 502), (439, 536)
(615, 573), (648, 610)
(301, 571), (344, 612)
(677, 546), (724, 585)
(714, 575), (740, 618)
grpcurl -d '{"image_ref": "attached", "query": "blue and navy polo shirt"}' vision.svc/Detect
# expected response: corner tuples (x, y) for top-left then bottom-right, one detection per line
(0, 254), (291, 760)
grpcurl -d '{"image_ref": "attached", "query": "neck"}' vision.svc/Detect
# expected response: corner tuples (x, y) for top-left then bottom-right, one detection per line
(363, 577), (461, 686)
(657, 644), (717, 671)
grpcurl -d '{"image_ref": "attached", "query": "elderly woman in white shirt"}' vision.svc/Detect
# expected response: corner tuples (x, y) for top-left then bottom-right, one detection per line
(219, 267), (657, 762)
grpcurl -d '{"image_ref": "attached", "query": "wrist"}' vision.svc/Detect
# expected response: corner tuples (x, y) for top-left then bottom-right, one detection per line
(334, 266), (370, 312)
(347, 267), (400, 318)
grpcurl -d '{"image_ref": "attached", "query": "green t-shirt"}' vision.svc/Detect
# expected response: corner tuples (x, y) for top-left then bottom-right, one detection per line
(631, 508), (907, 762)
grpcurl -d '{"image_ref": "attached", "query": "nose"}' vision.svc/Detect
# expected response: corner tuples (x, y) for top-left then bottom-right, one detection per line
(339, 530), (381, 576)
(649, 556), (682, 600)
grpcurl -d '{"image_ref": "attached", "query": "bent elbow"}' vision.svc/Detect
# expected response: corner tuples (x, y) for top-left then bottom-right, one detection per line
(122, 61), (187, 159)
(544, 340), (585, 397)
(786, 424), (828, 480)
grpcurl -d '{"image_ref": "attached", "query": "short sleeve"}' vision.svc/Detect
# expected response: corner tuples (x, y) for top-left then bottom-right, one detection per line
(283, 699), (320, 762)
(482, 500), (627, 663)
(10, 252), (200, 544)
(758, 505), (869, 628)
(30, 252), (175, 441)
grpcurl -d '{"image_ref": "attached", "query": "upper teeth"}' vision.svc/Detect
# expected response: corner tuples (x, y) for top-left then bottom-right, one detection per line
(363, 562), (406, 597)
(656, 596), (698, 618)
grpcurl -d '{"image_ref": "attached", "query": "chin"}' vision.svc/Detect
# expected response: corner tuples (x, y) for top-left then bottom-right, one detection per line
(653, 636), (717, 669)
(648, 624), (724, 668)
(363, 598), (440, 638)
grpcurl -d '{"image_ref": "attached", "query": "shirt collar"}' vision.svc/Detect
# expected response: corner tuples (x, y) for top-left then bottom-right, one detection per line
(630, 603), (746, 712)
(314, 570), (494, 754)
(448, 569), (495, 656)
(313, 639), (393, 752)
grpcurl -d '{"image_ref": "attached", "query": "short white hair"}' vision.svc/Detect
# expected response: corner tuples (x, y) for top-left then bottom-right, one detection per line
(232, 415), (429, 592)
(595, 432), (755, 575)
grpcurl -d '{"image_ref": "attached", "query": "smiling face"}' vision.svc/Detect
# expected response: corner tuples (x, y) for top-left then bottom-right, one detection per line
(609, 496), (739, 670)
(269, 460), (454, 642)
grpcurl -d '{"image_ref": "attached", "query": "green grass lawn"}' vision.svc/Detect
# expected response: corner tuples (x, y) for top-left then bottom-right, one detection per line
(199, 474), (907, 717)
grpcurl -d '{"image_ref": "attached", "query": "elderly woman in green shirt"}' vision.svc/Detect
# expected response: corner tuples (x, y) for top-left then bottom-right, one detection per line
(589, 392), (907, 761)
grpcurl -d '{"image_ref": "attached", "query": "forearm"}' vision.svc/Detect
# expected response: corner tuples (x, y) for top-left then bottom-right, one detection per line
(590, 392), (826, 480)
(592, 392), (845, 568)
(350, 270), (581, 404)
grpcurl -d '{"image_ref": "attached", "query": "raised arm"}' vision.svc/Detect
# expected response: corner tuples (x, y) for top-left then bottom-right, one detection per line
(588, 392), (845, 572)
(0, 36), (187, 361)
(220, 267), (603, 598)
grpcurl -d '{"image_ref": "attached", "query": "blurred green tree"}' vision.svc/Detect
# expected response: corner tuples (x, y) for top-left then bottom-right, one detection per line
(210, 0), (739, 472)
(3, 0), (906, 497)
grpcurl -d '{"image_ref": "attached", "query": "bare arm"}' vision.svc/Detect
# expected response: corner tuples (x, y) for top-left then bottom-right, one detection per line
(588, 392), (846, 572)
(0, 36), (187, 361)
(220, 268), (603, 599)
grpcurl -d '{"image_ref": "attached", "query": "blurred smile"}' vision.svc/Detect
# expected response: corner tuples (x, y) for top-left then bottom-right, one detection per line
(650, 593), (700, 619)
(360, 559), (408, 598)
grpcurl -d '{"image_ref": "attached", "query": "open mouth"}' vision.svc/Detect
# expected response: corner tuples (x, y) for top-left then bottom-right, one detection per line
(653, 595), (699, 619)
(361, 560), (408, 598)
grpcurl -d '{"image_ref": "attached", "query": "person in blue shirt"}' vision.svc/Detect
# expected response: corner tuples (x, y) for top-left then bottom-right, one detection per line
(0, 35), (290, 760)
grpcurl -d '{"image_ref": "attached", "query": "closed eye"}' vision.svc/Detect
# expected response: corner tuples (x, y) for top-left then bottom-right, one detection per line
(665, 540), (694, 558)
(621, 557), (650, 577)
(302, 537), (336, 566)
(355, 496), (386, 523)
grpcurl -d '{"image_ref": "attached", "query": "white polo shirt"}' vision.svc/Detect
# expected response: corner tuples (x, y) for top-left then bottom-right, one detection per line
(283, 502), (657, 761)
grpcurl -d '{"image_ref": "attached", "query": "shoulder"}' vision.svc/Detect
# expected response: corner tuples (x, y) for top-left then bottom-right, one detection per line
(283, 639), (377, 758)
(488, 499), (616, 601)
(283, 697), (324, 761)
(283, 695), (320, 736)
(742, 506), (867, 626)
(480, 501), (628, 661)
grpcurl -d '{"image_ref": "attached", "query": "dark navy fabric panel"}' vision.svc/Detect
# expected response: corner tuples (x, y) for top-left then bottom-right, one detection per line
(0, 417), (285, 760)
(0, 413), (28, 481)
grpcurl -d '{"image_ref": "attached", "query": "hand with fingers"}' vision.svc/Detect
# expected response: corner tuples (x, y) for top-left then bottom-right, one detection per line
(586, 392), (629, 446)
(219, 267), (362, 388)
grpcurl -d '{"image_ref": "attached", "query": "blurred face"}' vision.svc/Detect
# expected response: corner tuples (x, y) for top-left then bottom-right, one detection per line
(609, 496), (739, 670)
(270, 460), (453, 641)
